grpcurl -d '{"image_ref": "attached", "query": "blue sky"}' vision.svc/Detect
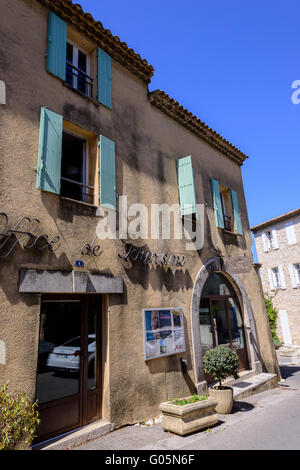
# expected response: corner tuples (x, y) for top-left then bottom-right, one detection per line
(80, 0), (299, 231)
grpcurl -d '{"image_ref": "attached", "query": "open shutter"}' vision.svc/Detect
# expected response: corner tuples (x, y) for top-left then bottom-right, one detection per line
(289, 264), (297, 288)
(262, 232), (269, 252)
(210, 179), (224, 229)
(36, 107), (63, 195)
(46, 12), (67, 81)
(177, 156), (197, 216)
(268, 269), (275, 291)
(278, 266), (286, 289)
(272, 228), (279, 249)
(286, 222), (297, 245)
(97, 48), (112, 109)
(99, 135), (116, 209)
(230, 189), (243, 235)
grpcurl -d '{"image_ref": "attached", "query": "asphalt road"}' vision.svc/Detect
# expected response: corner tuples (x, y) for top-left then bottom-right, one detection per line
(73, 362), (300, 451)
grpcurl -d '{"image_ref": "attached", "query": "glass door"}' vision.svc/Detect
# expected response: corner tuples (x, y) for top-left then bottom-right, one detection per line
(36, 295), (101, 443)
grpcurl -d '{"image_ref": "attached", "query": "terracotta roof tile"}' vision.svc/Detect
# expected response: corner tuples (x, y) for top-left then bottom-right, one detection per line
(251, 208), (300, 232)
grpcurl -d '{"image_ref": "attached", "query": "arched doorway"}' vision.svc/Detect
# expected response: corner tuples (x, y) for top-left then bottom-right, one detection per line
(199, 271), (249, 375)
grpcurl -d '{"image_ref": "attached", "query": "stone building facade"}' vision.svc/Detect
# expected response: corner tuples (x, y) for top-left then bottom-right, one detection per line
(252, 209), (300, 347)
(0, 0), (279, 446)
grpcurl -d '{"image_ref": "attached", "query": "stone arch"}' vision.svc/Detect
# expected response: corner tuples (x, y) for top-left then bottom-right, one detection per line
(190, 256), (261, 393)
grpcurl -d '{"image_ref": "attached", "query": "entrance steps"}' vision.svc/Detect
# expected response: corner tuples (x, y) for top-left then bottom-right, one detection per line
(34, 419), (114, 450)
(231, 373), (278, 400)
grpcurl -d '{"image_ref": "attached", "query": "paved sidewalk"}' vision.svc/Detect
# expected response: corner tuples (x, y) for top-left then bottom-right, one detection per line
(71, 363), (300, 451)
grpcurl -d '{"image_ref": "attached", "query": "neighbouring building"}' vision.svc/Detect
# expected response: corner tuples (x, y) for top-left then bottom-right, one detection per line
(0, 0), (279, 446)
(252, 208), (300, 349)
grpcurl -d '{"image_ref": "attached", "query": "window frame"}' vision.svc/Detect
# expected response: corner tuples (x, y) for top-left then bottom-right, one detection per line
(66, 40), (92, 97)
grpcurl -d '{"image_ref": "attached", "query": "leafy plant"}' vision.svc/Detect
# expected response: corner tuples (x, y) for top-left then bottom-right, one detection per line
(0, 382), (40, 450)
(170, 394), (209, 406)
(203, 345), (239, 389)
(264, 295), (282, 348)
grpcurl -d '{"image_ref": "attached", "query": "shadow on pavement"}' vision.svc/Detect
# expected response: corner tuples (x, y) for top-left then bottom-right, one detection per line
(231, 401), (255, 413)
(280, 365), (300, 380)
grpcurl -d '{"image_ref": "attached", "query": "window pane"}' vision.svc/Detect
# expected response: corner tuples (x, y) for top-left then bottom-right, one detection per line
(78, 50), (87, 94)
(199, 298), (214, 355)
(228, 298), (244, 349)
(88, 297), (99, 391)
(212, 299), (231, 347)
(36, 300), (81, 405)
(66, 43), (73, 86)
(61, 132), (85, 202)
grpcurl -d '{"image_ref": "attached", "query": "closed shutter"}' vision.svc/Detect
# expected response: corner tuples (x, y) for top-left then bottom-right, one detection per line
(272, 228), (279, 249)
(279, 310), (292, 345)
(46, 12), (67, 81)
(262, 232), (269, 252)
(289, 264), (297, 288)
(210, 179), (224, 229)
(99, 135), (116, 209)
(268, 269), (275, 291)
(278, 266), (286, 289)
(36, 107), (63, 195)
(177, 156), (197, 216)
(230, 189), (243, 235)
(285, 222), (297, 245)
(97, 48), (112, 109)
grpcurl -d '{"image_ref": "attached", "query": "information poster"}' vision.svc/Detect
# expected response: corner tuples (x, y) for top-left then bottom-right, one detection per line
(143, 308), (185, 360)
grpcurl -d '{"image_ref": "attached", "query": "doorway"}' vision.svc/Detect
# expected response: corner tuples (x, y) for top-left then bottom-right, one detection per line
(199, 272), (249, 378)
(35, 294), (102, 443)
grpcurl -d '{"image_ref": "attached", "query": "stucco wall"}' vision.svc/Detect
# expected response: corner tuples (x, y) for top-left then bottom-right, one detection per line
(0, 0), (279, 428)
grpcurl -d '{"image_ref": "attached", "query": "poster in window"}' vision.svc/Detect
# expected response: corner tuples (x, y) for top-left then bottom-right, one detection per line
(143, 308), (185, 360)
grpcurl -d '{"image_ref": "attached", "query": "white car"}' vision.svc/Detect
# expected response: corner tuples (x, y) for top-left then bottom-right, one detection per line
(46, 334), (95, 374)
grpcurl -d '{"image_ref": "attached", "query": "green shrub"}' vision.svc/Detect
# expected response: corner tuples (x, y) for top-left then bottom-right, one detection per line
(171, 394), (209, 406)
(0, 383), (40, 450)
(203, 345), (239, 389)
(264, 295), (281, 347)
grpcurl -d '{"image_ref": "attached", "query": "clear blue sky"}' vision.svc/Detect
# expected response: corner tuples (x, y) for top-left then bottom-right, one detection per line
(80, 0), (299, 230)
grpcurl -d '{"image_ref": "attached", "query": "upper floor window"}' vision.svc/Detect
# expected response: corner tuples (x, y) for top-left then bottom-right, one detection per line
(46, 12), (112, 108)
(268, 266), (286, 290)
(285, 222), (297, 245)
(262, 228), (278, 252)
(294, 264), (300, 284)
(65, 42), (93, 97)
(35, 107), (116, 209)
(289, 263), (300, 288)
(210, 179), (243, 235)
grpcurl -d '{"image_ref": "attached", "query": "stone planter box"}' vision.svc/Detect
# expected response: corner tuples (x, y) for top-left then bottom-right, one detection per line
(159, 396), (218, 436)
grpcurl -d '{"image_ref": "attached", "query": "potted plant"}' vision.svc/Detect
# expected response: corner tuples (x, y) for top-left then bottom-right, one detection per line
(203, 345), (239, 414)
(159, 394), (218, 436)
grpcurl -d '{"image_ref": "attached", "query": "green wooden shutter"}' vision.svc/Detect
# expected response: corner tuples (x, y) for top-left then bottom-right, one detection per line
(99, 135), (116, 209)
(210, 178), (225, 229)
(230, 189), (243, 235)
(176, 156), (197, 216)
(36, 107), (63, 195)
(46, 12), (67, 81)
(97, 48), (112, 109)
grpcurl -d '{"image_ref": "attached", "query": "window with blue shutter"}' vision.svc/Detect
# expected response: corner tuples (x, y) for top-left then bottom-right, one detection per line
(46, 12), (67, 81)
(97, 48), (112, 109)
(36, 107), (63, 195)
(210, 178), (225, 229)
(230, 189), (243, 235)
(99, 136), (116, 209)
(176, 156), (197, 216)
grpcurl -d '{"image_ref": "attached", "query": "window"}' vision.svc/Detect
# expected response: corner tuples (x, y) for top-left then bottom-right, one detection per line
(272, 267), (281, 289)
(210, 179), (243, 234)
(262, 228), (278, 252)
(290, 263), (300, 287)
(36, 107), (116, 208)
(46, 12), (112, 108)
(60, 131), (93, 204)
(65, 42), (93, 97)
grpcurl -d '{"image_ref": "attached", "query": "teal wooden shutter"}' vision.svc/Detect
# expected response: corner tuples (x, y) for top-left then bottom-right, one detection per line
(46, 12), (67, 81)
(99, 136), (116, 209)
(36, 107), (63, 195)
(210, 178), (225, 229)
(230, 189), (243, 235)
(97, 48), (112, 109)
(176, 156), (197, 216)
